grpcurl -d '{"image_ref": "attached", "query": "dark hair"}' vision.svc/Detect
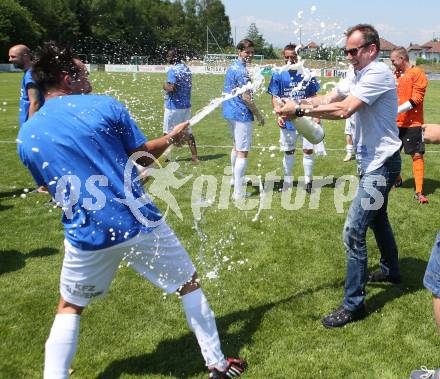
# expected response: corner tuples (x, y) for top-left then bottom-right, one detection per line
(237, 39), (254, 51)
(167, 47), (184, 63)
(283, 43), (297, 52)
(32, 41), (81, 92)
(391, 46), (409, 61)
(346, 24), (380, 52)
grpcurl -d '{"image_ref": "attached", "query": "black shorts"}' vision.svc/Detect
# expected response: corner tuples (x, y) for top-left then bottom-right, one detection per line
(398, 126), (425, 155)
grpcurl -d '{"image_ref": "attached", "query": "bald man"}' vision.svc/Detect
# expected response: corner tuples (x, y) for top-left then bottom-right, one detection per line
(391, 46), (429, 203)
(9, 44), (44, 127)
(10, 44), (46, 193)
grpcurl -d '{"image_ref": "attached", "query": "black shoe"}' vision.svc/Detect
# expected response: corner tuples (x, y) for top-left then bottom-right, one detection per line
(321, 305), (366, 328)
(367, 270), (401, 284)
(393, 176), (402, 188)
(305, 181), (312, 194)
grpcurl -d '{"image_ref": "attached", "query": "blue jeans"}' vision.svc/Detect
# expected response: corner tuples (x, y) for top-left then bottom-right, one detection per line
(343, 151), (401, 311)
(423, 232), (440, 298)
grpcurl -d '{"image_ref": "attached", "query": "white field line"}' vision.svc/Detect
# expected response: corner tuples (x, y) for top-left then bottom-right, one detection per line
(2, 140), (440, 153)
(197, 144), (440, 153)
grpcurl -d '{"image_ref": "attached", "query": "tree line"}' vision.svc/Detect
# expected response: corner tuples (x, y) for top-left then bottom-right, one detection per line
(0, 0), (239, 63)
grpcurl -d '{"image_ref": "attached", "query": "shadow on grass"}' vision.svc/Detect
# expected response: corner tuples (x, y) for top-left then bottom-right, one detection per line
(420, 178), (440, 196)
(252, 177), (339, 195)
(0, 188), (51, 212)
(0, 248), (59, 275)
(0, 203), (13, 212)
(0, 188), (25, 212)
(176, 153), (227, 162)
(367, 256), (427, 314)
(93, 258), (426, 378)
(400, 178), (440, 195)
(0, 188), (27, 199)
(95, 288), (334, 379)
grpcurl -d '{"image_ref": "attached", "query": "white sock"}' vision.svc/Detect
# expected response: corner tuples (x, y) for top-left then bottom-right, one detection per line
(230, 150), (237, 169)
(303, 154), (314, 184)
(230, 150), (237, 185)
(233, 157), (248, 197)
(283, 154), (295, 184)
(44, 314), (80, 379)
(182, 289), (227, 369)
(346, 144), (353, 155)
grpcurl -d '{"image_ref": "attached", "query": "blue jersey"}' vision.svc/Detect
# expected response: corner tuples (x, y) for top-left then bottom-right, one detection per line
(17, 95), (162, 251)
(165, 63), (192, 109)
(222, 59), (254, 122)
(268, 70), (320, 130)
(268, 70), (320, 101)
(19, 69), (45, 127)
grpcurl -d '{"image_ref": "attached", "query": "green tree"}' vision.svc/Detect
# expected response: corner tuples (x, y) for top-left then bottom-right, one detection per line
(182, 0), (203, 54)
(18, 0), (80, 44)
(262, 43), (278, 59)
(1, 0), (233, 63)
(198, 0), (233, 53)
(245, 22), (278, 59)
(245, 23), (265, 54)
(89, 0), (163, 62)
(0, 0), (43, 60)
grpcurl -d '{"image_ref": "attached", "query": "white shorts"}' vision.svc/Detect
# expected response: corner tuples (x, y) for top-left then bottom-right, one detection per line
(60, 223), (196, 307)
(163, 107), (193, 134)
(344, 118), (353, 135)
(228, 120), (253, 152)
(279, 129), (314, 151)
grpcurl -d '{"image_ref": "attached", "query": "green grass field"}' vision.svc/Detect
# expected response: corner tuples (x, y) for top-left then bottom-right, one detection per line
(1, 71), (440, 379)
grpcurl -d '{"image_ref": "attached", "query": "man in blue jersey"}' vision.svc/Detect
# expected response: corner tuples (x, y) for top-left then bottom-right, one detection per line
(8, 44), (44, 127)
(223, 39), (265, 200)
(18, 42), (246, 379)
(9, 44), (46, 193)
(268, 44), (321, 193)
(163, 48), (198, 162)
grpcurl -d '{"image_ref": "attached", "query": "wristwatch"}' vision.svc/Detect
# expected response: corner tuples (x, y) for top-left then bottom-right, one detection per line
(295, 105), (305, 117)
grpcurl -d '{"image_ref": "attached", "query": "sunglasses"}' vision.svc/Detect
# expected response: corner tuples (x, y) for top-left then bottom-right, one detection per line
(342, 42), (372, 56)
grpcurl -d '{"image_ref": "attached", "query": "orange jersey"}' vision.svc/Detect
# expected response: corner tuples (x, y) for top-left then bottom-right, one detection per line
(396, 66), (428, 127)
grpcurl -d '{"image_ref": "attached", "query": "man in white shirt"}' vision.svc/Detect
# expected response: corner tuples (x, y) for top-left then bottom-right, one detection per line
(276, 24), (402, 328)
(338, 66), (356, 162)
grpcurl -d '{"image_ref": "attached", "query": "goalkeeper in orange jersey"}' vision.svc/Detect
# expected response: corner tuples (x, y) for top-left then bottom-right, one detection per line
(390, 47), (429, 203)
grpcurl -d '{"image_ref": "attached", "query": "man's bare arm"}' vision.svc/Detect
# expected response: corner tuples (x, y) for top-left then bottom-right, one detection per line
(132, 121), (189, 166)
(276, 94), (364, 121)
(423, 124), (440, 144)
(308, 94), (321, 124)
(163, 83), (175, 92)
(299, 88), (346, 108)
(27, 85), (42, 118)
(242, 91), (265, 125)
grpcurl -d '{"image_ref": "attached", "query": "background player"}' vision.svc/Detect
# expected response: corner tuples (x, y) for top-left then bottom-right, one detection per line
(18, 42), (246, 379)
(390, 46), (429, 203)
(163, 47), (199, 162)
(268, 43), (321, 193)
(222, 39), (265, 200)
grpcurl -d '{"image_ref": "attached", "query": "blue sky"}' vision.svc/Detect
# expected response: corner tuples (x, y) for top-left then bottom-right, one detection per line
(221, 0), (440, 48)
